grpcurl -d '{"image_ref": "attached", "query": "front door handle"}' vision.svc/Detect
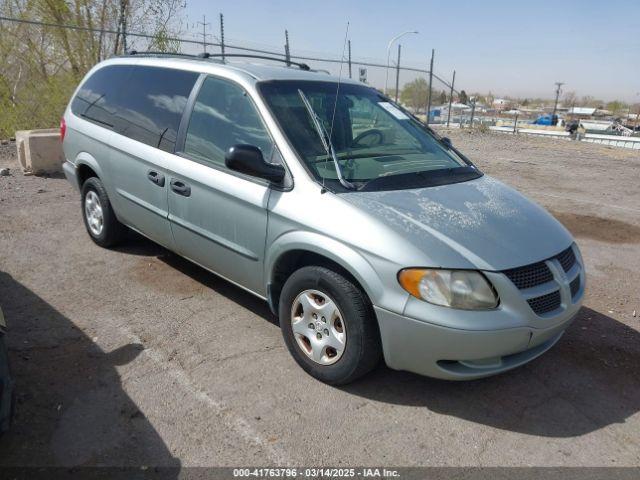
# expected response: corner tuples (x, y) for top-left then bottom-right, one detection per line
(147, 170), (165, 187)
(170, 178), (191, 197)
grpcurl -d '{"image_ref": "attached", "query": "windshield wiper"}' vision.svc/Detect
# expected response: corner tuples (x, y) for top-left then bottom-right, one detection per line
(297, 89), (355, 190)
(357, 167), (481, 192)
(309, 149), (421, 163)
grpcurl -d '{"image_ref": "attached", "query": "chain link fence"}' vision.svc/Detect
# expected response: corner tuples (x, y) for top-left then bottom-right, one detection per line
(0, 14), (489, 139)
(2, 13), (639, 141)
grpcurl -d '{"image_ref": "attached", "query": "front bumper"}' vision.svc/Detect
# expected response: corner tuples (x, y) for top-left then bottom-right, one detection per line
(375, 305), (576, 380)
(375, 243), (585, 380)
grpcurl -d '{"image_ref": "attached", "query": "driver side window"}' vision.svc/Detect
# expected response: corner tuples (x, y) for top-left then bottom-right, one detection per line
(184, 76), (274, 167)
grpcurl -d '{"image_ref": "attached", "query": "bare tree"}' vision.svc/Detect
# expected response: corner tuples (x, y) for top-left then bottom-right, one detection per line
(0, 0), (186, 137)
(563, 91), (577, 108)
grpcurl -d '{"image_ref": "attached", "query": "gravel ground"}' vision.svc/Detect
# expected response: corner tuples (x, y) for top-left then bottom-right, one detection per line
(0, 133), (638, 468)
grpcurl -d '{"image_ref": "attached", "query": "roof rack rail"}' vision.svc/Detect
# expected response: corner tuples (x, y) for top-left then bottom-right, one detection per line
(126, 50), (222, 61)
(126, 50), (310, 71)
(200, 53), (310, 71)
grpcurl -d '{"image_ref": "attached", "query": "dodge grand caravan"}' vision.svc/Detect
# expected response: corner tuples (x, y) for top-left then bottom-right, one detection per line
(61, 53), (585, 384)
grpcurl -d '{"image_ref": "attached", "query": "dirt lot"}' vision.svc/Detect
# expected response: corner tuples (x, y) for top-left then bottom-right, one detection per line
(0, 131), (639, 468)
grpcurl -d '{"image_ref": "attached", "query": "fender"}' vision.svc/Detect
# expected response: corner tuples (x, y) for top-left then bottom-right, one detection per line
(73, 152), (123, 223)
(74, 151), (105, 180)
(265, 230), (408, 314)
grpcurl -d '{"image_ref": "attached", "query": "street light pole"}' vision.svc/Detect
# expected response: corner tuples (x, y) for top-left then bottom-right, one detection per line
(385, 30), (418, 95)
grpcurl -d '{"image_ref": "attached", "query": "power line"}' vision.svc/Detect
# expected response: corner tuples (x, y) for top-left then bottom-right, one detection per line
(0, 15), (459, 93)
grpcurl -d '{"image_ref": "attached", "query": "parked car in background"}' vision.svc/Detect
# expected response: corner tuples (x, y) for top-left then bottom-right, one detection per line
(61, 54), (585, 384)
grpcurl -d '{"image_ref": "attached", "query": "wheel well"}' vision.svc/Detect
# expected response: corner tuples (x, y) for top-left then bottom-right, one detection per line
(269, 250), (368, 314)
(77, 164), (98, 187)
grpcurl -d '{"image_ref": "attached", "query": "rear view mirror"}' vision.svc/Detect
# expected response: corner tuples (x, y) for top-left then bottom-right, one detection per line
(225, 144), (285, 184)
(441, 137), (453, 148)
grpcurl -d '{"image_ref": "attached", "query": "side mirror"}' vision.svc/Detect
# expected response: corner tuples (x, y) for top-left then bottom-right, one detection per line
(225, 144), (285, 184)
(441, 137), (453, 148)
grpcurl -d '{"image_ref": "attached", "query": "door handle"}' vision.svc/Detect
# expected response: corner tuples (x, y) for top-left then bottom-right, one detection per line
(170, 178), (191, 197)
(147, 170), (165, 187)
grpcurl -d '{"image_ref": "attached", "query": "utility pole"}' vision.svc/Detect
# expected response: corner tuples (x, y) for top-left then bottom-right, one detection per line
(219, 13), (225, 61)
(425, 48), (434, 125)
(197, 15), (210, 53)
(284, 30), (291, 66)
(446, 70), (455, 127)
(470, 97), (476, 128)
(348, 40), (352, 79)
(552, 81), (564, 117)
(394, 43), (401, 102)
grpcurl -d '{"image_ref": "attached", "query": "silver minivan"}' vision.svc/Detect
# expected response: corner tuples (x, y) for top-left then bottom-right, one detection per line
(62, 53), (584, 384)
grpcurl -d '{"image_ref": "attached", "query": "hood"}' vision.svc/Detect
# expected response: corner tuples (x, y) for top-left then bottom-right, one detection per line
(341, 175), (573, 271)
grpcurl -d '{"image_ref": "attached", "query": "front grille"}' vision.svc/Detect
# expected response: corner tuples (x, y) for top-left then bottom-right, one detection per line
(557, 247), (576, 273)
(503, 261), (553, 290)
(570, 276), (581, 298)
(502, 245), (580, 316)
(502, 246), (577, 291)
(527, 291), (561, 315)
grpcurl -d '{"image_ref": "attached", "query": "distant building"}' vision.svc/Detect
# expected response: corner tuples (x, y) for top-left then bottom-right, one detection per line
(519, 107), (545, 115)
(567, 107), (610, 117)
(492, 98), (511, 110)
(568, 107), (596, 116)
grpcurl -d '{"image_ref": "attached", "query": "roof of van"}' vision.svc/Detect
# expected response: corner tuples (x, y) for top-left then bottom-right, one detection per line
(110, 54), (362, 85)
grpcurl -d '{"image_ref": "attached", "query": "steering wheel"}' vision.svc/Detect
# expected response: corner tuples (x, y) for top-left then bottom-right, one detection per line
(352, 129), (384, 148)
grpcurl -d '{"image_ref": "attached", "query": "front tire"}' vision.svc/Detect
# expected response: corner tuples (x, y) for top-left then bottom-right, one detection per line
(81, 177), (126, 247)
(279, 266), (381, 385)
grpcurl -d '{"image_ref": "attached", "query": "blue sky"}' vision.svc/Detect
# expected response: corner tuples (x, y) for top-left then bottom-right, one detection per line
(183, 0), (639, 102)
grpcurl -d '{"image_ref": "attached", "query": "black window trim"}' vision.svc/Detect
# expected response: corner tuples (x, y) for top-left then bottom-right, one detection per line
(174, 72), (294, 191)
(175, 73), (207, 153)
(72, 63), (199, 154)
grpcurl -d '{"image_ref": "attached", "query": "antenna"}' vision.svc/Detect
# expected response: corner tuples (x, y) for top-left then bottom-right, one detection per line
(329, 22), (350, 142)
(323, 21), (350, 190)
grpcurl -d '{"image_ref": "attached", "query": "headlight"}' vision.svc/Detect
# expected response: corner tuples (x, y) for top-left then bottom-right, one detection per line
(398, 269), (498, 310)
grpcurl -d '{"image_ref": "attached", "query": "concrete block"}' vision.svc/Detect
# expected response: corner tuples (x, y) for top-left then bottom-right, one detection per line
(15, 129), (64, 175)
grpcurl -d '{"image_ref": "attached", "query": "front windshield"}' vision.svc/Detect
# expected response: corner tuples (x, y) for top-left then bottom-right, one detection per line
(258, 80), (481, 192)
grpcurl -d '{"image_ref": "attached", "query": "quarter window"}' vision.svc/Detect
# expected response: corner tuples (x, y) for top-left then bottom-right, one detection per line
(72, 65), (198, 153)
(111, 66), (198, 152)
(71, 65), (131, 129)
(184, 76), (274, 166)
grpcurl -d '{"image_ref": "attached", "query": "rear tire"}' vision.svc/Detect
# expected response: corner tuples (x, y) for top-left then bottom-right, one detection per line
(81, 177), (126, 247)
(279, 266), (381, 385)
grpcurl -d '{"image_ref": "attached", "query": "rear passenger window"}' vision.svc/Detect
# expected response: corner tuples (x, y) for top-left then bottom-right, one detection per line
(112, 66), (198, 152)
(183, 76), (273, 167)
(71, 65), (131, 129)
